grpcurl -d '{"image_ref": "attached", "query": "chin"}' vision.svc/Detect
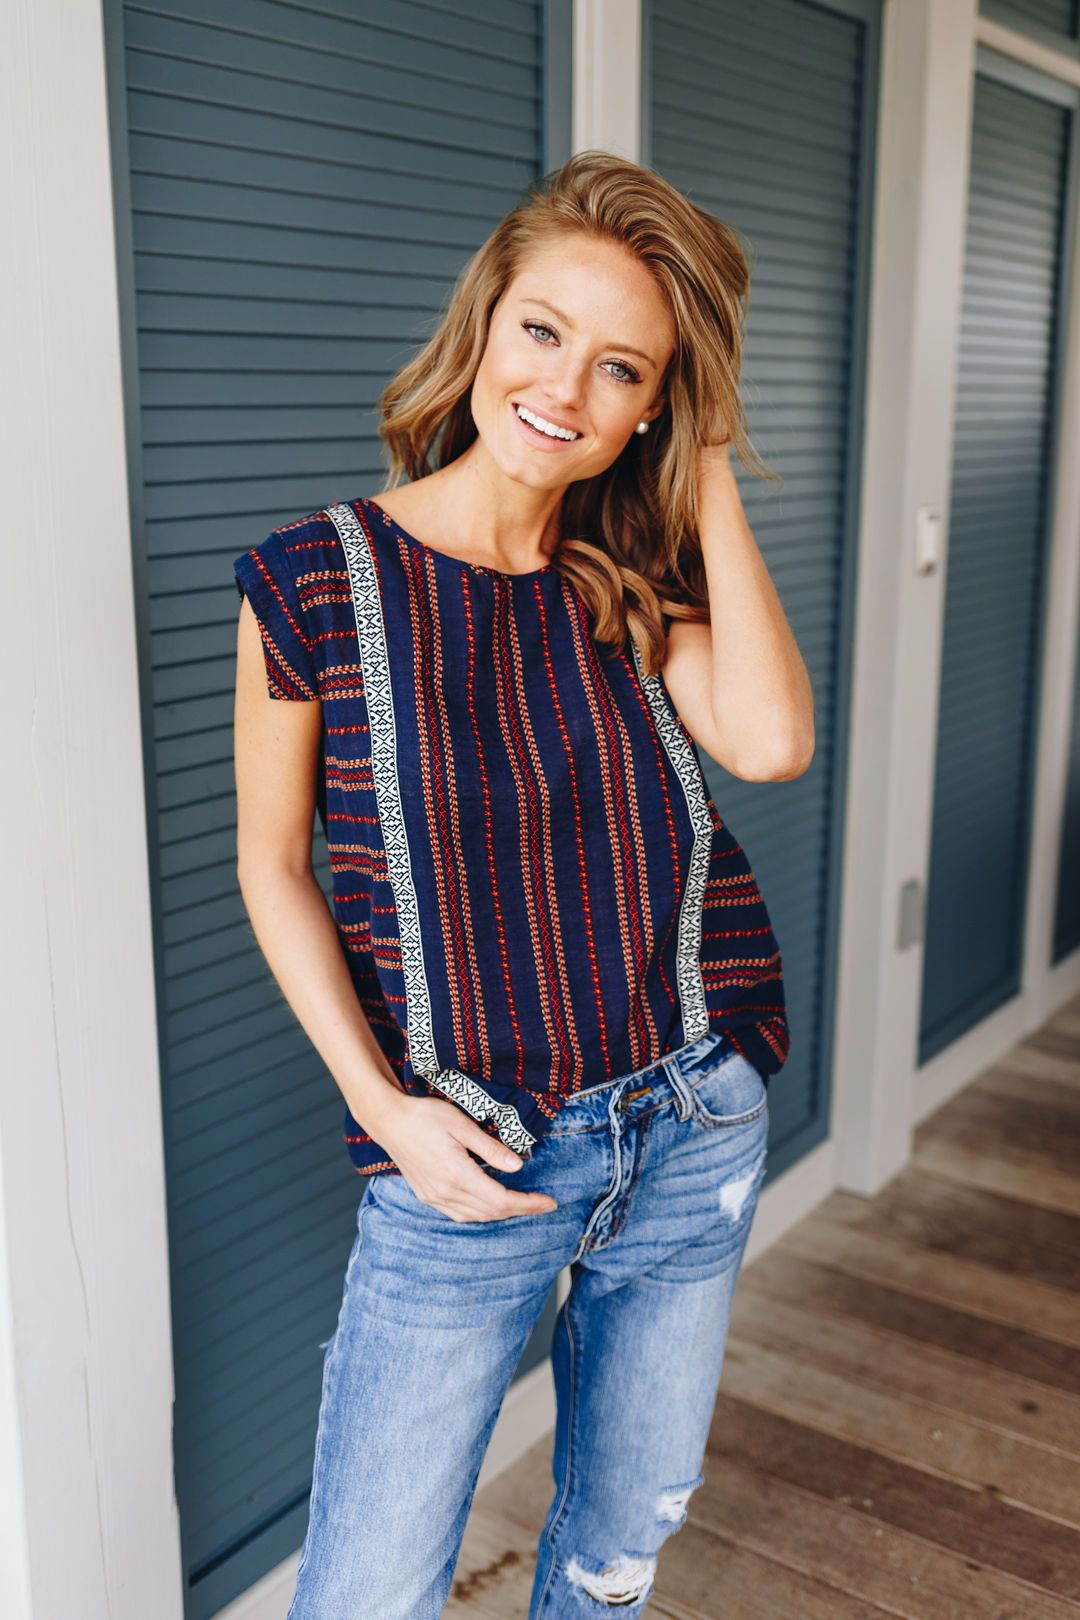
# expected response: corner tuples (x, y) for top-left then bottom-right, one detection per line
(491, 441), (569, 490)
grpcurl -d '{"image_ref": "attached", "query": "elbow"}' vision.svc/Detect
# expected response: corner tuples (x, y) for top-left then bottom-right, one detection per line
(735, 728), (815, 783)
(236, 844), (315, 892)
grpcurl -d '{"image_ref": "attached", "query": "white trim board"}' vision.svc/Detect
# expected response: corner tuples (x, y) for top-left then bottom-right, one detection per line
(573, 0), (642, 158)
(833, 0), (978, 1194)
(1, 0), (182, 1616)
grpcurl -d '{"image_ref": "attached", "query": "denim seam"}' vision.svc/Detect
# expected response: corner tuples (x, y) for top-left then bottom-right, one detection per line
(575, 1095), (629, 1255)
(288, 1200), (371, 1609)
(692, 1096), (768, 1130)
(535, 1291), (580, 1616)
(689, 1060), (768, 1129)
(601, 1110), (654, 1245)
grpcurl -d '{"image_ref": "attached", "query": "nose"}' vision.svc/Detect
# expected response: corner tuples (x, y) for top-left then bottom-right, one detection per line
(541, 357), (589, 413)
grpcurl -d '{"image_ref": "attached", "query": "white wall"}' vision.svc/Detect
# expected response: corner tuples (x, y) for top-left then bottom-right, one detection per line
(832, 0), (980, 1192)
(1, 0), (183, 1615)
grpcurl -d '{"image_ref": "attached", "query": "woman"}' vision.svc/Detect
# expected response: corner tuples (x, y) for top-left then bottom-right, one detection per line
(233, 150), (812, 1619)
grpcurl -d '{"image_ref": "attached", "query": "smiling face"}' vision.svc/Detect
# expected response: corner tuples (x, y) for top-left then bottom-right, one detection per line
(469, 233), (677, 491)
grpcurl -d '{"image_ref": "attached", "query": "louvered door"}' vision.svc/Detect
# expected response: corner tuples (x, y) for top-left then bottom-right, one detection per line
(644, 0), (882, 1172)
(921, 50), (1075, 1058)
(103, 2), (568, 1612)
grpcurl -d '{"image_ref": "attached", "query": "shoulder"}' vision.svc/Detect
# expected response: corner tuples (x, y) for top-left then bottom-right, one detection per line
(231, 504), (355, 684)
(274, 506), (350, 592)
(266, 503), (347, 563)
(233, 505), (348, 590)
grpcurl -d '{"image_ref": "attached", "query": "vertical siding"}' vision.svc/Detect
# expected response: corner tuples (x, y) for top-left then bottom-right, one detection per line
(645, 0), (881, 1173)
(104, 2), (556, 1613)
(920, 64), (1074, 1061)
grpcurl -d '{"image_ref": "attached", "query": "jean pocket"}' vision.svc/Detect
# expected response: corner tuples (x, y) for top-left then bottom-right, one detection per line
(368, 1168), (421, 1208)
(687, 1050), (768, 1129)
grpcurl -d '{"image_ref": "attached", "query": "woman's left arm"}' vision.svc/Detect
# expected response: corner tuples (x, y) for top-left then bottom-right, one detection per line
(660, 443), (815, 782)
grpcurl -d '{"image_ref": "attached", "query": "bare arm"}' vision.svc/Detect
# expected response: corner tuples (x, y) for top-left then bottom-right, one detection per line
(660, 443), (815, 781)
(233, 596), (556, 1221)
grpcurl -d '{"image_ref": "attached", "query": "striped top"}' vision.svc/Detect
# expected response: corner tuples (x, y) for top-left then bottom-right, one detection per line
(233, 495), (789, 1175)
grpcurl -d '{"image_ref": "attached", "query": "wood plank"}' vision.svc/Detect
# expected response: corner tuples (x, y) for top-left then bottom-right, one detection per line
(648, 1521), (897, 1619)
(970, 1065), (1080, 1120)
(803, 1171), (1080, 1295)
(729, 1281), (1080, 1453)
(989, 1045), (1080, 1089)
(908, 1026), (1080, 1309)
(693, 1447), (1080, 1619)
(1025, 1027), (1080, 1064)
(717, 1336), (1080, 1524)
(920, 1087), (1080, 1173)
(1046, 1010), (1080, 1042)
(784, 1209), (1080, 1346)
(707, 1394), (1080, 1600)
(740, 1248), (1080, 1398)
(911, 1135), (1080, 1217)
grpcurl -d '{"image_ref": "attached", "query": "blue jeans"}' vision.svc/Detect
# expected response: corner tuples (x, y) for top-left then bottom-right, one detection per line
(286, 1029), (770, 1618)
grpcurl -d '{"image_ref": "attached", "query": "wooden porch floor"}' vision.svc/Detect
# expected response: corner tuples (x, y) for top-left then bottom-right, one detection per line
(446, 992), (1080, 1618)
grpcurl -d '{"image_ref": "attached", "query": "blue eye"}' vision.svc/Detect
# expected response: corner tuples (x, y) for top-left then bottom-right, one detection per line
(521, 320), (641, 386)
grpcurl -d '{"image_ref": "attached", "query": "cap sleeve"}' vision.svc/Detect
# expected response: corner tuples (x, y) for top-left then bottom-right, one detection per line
(233, 529), (319, 701)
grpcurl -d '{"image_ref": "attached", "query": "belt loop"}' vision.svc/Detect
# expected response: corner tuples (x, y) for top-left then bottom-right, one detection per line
(663, 1058), (696, 1122)
(608, 1081), (630, 1127)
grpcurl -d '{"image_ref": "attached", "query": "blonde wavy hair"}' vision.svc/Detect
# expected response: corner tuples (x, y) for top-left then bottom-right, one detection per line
(376, 149), (781, 676)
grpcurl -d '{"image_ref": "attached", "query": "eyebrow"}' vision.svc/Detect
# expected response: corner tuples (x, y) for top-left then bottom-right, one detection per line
(519, 297), (657, 366)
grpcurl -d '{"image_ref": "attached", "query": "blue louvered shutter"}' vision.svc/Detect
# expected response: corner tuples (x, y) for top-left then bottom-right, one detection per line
(103, 2), (565, 1613)
(644, 0), (883, 1174)
(980, 0), (1079, 54)
(921, 53), (1075, 1059)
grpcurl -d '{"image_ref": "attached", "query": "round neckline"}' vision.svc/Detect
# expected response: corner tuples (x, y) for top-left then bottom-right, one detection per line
(361, 496), (558, 581)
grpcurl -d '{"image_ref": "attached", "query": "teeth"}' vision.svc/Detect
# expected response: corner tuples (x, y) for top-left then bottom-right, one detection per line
(516, 404), (580, 441)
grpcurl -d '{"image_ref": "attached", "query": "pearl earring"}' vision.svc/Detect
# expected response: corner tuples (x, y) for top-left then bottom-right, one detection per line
(634, 419), (650, 435)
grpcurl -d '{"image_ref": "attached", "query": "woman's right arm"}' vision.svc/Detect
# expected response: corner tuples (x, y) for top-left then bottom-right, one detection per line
(233, 594), (412, 1141)
(233, 596), (554, 1222)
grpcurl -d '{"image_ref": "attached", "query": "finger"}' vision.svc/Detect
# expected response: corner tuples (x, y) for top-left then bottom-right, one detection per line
(468, 1181), (559, 1223)
(453, 1120), (524, 1173)
(433, 1161), (557, 1222)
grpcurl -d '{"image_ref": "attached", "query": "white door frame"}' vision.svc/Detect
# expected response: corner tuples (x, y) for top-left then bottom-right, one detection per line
(832, 0), (981, 1192)
(2, 0), (183, 1615)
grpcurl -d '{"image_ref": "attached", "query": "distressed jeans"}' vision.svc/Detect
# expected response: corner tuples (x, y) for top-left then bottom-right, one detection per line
(286, 1028), (770, 1618)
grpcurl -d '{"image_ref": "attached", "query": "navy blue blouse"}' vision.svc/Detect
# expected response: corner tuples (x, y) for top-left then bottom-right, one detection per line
(234, 495), (789, 1174)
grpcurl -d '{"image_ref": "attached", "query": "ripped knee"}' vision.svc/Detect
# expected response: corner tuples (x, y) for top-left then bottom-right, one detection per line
(564, 1551), (656, 1607)
(563, 1475), (702, 1606)
(656, 1477), (699, 1523)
